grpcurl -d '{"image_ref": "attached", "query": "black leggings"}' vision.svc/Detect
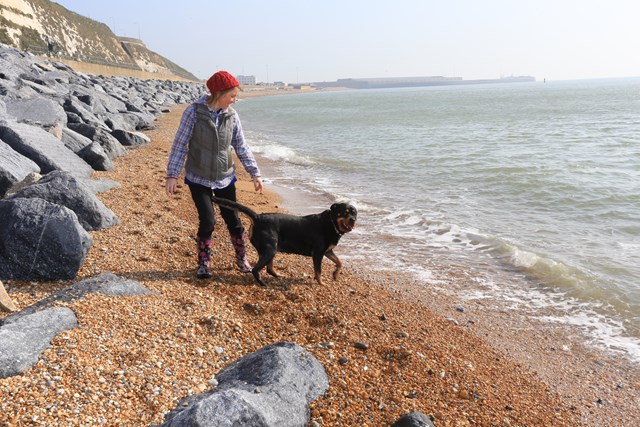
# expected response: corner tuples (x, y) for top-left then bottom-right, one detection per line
(189, 182), (243, 239)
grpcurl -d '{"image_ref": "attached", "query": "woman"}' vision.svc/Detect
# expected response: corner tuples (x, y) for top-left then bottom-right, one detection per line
(165, 71), (263, 279)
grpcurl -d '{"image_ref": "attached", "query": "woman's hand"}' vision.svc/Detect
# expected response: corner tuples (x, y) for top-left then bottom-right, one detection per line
(165, 177), (178, 196)
(252, 176), (264, 194)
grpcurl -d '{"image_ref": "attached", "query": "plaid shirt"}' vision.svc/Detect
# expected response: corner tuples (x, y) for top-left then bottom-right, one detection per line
(166, 95), (261, 189)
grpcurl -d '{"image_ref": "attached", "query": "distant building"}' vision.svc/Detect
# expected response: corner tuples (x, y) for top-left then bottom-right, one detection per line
(237, 75), (256, 85)
(117, 36), (145, 47)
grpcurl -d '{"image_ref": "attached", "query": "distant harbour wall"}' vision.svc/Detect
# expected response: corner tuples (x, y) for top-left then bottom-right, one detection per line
(314, 75), (536, 89)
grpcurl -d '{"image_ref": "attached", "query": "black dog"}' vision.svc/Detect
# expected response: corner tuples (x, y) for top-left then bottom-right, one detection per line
(211, 197), (357, 286)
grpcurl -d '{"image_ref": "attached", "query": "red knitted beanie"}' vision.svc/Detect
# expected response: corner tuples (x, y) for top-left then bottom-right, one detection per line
(206, 71), (240, 94)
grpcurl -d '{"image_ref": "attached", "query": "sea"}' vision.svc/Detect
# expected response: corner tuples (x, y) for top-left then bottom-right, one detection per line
(236, 77), (640, 362)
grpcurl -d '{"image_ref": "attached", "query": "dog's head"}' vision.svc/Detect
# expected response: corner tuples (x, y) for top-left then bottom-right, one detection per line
(330, 202), (358, 234)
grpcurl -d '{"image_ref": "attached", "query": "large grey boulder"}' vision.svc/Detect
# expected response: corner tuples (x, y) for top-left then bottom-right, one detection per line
(8, 170), (119, 231)
(123, 99), (145, 113)
(110, 129), (150, 147)
(69, 84), (127, 114)
(104, 110), (156, 131)
(61, 126), (93, 152)
(16, 77), (59, 96)
(4, 97), (67, 130)
(77, 141), (114, 171)
(73, 92), (108, 115)
(61, 127), (113, 171)
(41, 69), (71, 86)
(10, 82), (40, 100)
(0, 120), (94, 178)
(161, 342), (329, 427)
(0, 48), (34, 83)
(62, 97), (111, 131)
(0, 139), (40, 198)
(0, 197), (92, 281)
(67, 122), (127, 159)
(0, 307), (77, 378)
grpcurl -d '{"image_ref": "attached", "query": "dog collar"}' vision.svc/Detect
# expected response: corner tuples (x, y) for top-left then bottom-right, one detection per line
(331, 217), (344, 235)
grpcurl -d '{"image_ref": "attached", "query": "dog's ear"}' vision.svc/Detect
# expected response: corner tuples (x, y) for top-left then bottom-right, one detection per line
(330, 203), (346, 217)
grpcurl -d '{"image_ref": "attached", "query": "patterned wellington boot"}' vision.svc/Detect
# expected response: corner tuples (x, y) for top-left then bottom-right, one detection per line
(196, 237), (212, 279)
(230, 232), (252, 273)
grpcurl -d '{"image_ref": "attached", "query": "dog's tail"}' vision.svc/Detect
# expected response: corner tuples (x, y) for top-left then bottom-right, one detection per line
(211, 197), (259, 221)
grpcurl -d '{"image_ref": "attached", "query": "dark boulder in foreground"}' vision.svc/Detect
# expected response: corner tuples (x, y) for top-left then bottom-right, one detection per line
(391, 411), (436, 427)
(161, 342), (329, 427)
(0, 197), (92, 281)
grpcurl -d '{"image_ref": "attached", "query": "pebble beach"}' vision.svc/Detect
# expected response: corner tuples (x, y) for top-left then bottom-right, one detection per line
(1, 100), (638, 426)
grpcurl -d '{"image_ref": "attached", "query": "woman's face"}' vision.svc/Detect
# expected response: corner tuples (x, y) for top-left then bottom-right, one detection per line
(216, 87), (239, 109)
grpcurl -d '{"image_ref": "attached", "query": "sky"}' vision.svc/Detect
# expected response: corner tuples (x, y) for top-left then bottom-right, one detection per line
(52, 0), (640, 83)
